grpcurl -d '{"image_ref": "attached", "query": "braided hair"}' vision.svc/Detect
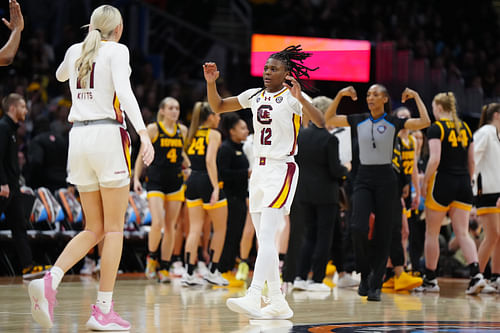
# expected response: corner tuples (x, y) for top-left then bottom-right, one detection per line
(250, 45), (319, 99)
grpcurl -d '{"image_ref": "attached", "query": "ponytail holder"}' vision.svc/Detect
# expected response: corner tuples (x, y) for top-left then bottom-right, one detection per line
(95, 28), (102, 34)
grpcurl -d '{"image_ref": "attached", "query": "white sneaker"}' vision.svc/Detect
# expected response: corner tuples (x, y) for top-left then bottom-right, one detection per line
(261, 294), (293, 320)
(292, 277), (308, 291)
(204, 269), (229, 286)
(196, 261), (209, 277)
(415, 278), (440, 293)
(226, 292), (263, 319)
(80, 257), (96, 275)
(28, 272), (58, 329)
(170, 261), (185, 277)
(306, 282), (331, 292)
(181, 272), (205, 287)
(337, 274), (360, 288)
(466, 273), (487, 295)
(489, 277), (500, 293)
(480, 282), (497, 294)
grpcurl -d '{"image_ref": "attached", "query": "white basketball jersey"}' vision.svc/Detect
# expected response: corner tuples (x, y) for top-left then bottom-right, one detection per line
(56, 41), (146, 133)
(238, 87), (309, 159)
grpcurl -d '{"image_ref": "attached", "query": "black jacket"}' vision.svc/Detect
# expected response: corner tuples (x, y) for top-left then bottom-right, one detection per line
(26, 131), (68, 192)
(294, 124), (347, 204)
(0, 115), (21, 192)
(217, 139), (249, 198)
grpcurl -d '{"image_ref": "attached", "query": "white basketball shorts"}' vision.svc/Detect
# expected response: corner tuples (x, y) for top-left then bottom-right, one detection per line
(249, 156), (298, 215)
(67, 124), (131, 189)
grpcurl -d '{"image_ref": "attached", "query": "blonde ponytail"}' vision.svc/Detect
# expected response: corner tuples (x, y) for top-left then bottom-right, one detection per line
(75, 5), (122, 89)
(75, 30), (101, 88)
(185, 101), (213, 149)
(433, 92), (465, 147)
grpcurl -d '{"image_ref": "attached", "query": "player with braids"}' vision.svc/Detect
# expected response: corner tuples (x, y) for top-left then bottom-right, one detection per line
(421, 92), (486, 294)
(203, 45), (324, 319)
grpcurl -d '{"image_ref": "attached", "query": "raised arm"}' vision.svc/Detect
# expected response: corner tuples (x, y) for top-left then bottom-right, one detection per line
(325, 86), (355, 128)
(401, 88), (431, 130)
(285, 76), (325, 128)
(0, 0), (23, 66)
(203, 62), (243, 114)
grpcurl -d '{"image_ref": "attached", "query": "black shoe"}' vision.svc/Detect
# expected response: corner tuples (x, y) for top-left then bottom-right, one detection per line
(367, 288), (381, 301)
(358, 277), (369, 296)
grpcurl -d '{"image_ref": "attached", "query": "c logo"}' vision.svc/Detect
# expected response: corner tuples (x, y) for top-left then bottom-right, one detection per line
(257, 105), (273, 125)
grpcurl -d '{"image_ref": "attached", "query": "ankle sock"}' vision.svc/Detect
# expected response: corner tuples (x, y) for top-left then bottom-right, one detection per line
(96, 291), (113, 314)
(160, 260), (171, 271)
(468, 262), (480, 277)
(50, 266), (64, 290)
(424, 268), (436, 281)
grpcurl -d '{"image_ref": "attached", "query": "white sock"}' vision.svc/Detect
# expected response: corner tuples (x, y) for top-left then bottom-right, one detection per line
(96, 291), (113, 314)
(49, 266), (64, 290)
(268, 281), (282, 297)
(248, 281), (264, 296)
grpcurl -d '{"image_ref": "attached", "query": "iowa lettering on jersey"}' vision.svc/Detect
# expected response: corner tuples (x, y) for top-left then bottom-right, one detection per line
(160, 138), (183, 148)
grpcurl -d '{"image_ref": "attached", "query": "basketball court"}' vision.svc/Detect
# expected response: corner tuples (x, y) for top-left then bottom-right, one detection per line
(2, 274), (499, 332)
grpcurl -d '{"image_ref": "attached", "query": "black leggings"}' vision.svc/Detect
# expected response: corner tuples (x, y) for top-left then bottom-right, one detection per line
(351, 165), (397, 290)
(408, 213), (425, 272)
(390, 191), (405, 267)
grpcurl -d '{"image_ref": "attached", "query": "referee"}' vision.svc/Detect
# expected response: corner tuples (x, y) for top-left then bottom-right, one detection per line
(325, 84), (430, 301)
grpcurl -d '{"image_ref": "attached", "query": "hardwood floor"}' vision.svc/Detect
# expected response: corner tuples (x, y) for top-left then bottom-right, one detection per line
(1, 274), (499, 332)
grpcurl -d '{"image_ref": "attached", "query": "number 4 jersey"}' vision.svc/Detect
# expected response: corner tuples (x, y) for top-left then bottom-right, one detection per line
(427, 118), (473, 175)
(237, 87), (310, 159)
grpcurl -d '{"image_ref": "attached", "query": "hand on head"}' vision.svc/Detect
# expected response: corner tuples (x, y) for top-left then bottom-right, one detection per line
(203, 62), (220, 83)
(284, 75), (302, 99)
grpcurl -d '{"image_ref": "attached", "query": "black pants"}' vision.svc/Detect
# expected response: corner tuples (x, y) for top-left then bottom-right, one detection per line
(297, 202), (339, 283)
(0, 191), (32, 270)
(218, 195), (247, 273)
(330, 208), (345, 273)
(408, 212), (425, 272)
(282, 200), (305, 283)
(389, 194), (405, 267)
(351, 165), (397, 290)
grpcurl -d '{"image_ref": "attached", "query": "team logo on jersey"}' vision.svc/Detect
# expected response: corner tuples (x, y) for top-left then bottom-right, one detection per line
(276, 96), (283, 103)
(377, 124), (387, 133)
(257, 105), (273, 124)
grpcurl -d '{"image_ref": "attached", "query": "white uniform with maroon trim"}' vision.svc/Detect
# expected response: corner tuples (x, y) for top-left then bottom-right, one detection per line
(56, 41), (146, 188)
(237, 87), (309, 214)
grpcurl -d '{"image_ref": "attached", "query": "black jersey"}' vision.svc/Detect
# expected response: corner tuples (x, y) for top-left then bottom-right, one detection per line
(187, 127), (212, 172)
(149, 122), (184, 171)
(427, 118), (473, 175)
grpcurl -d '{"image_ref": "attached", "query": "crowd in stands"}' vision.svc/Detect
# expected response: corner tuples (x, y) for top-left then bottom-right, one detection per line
(0, 2), (499, 294)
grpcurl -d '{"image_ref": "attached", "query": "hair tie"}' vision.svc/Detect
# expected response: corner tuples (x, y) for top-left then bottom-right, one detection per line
(95, 28), (102, 34)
